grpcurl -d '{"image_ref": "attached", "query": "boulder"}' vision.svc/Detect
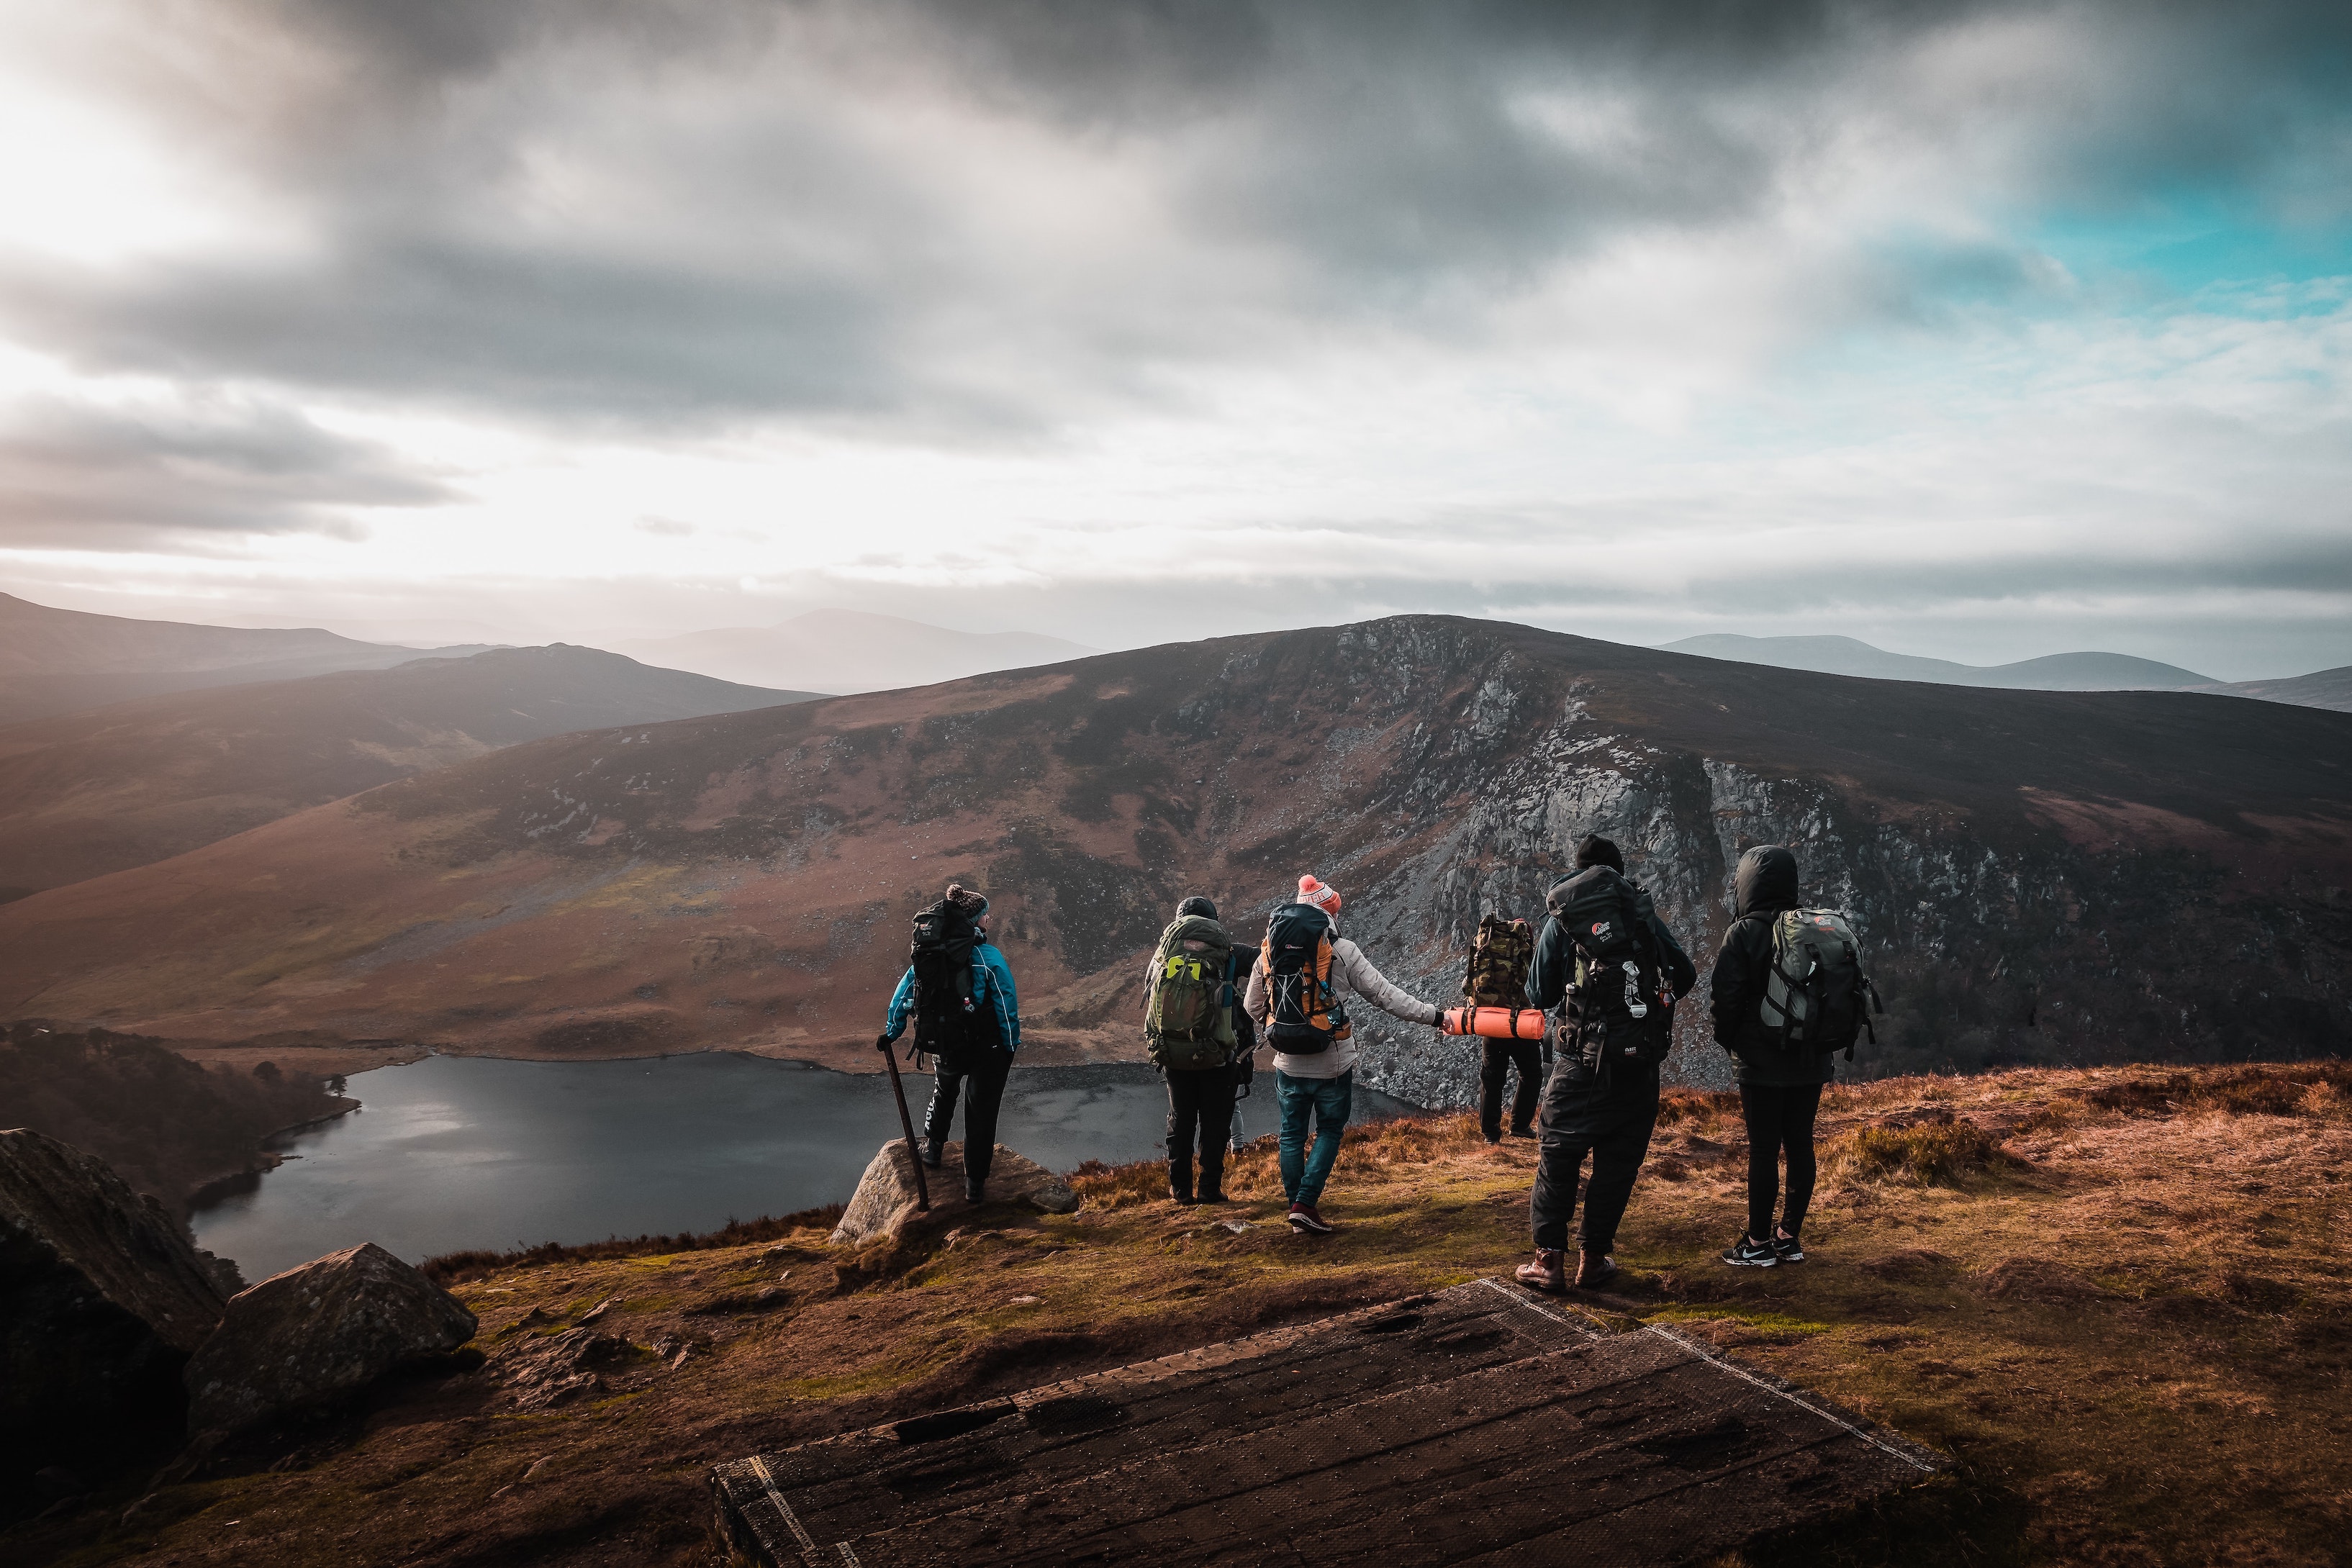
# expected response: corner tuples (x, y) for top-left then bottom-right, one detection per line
(830, 1141), (1080, 1248)
(183, 1242), (477, 1435)
(0, 1128), (235, 1472)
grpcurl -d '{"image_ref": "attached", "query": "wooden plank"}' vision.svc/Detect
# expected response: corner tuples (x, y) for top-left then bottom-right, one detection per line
(710, 1280), (1938, 1568)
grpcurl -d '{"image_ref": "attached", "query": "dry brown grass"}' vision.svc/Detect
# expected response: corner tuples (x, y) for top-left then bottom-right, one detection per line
(10, 1061), (2351, 1568)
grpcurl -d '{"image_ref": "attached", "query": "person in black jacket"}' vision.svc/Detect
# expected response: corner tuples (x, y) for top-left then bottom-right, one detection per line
(1514, 835), (1697, 1294)
(1152, 895), (1256, 1204)
(1709, 844), (1829, 1267)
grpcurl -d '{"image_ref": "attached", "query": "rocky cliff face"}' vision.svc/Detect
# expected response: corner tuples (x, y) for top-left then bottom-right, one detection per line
(2, 617), (2344, 1104)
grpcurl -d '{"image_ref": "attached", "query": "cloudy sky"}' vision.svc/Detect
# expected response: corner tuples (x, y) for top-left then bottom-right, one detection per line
(0, 0), (2346, 677)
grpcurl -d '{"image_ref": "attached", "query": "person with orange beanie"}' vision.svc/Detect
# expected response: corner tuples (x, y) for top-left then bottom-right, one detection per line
(1243, 873), (1443, 1234)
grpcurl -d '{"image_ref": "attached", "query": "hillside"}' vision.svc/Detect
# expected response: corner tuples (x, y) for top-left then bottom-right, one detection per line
(0, 646), (816, 899)
(613, 608), (1100, 694)
(2205, 664), (2352, 714)
(0, 616), (2345, 1105)
(0, 592), (495, 726)
(1662, 633), (2213, 691)
(4, 1062), (2346, 1567)
(0, 1023), (350, 1211)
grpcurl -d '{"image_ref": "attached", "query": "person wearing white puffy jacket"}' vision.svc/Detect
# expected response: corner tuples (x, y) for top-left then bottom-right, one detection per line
(1243, 874), (1443, 1233)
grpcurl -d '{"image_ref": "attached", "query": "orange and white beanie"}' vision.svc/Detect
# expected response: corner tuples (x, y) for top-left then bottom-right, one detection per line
(1297, 874), (1342, 915)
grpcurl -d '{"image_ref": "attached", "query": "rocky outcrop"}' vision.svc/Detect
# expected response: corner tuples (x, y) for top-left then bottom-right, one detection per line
(182, 1241), (476, 1436)
(492, 1327), (636, 1410)
(0, 1128), (235, 1473)
(831, 1141), (1080, 1247)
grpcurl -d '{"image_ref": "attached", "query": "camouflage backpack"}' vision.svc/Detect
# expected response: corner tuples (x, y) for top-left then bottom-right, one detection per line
(1460, 915), (1534, 1007)
(1144, 914), (1240, 1070)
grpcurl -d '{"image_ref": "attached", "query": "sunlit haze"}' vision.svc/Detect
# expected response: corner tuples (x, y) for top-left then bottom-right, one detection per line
(1, 1), (2347, 676)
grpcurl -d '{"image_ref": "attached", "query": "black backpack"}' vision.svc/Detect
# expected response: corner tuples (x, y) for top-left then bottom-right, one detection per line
(1544, 866), (1673, 1069)
(1259, 904), (1349, 1054)
(910, 900), (994, 1063)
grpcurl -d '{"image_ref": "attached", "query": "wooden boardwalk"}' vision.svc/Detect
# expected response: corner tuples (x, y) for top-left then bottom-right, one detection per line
(710, 1279), (1940, 1567)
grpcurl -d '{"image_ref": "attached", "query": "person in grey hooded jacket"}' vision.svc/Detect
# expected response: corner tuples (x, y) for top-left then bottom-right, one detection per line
(1709, 844), (1830, 1267)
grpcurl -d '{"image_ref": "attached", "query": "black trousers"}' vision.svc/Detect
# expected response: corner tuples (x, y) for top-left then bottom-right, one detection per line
(1529, 1058), (1659, 1255)
(923, 1048), (1014, 1181)
(1164, 1063), (1239, 1195)
(1740, 1082), (1824, 1241)
(1479, 1039), (1542, 1140)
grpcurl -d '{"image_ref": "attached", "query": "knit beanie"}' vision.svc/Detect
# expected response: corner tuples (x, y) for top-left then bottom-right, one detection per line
(1573, 835), (1624, 874)
(1296, 874), (1342, 915)
(945, 882), (990, 917)
(1176, 896), (1219, 920)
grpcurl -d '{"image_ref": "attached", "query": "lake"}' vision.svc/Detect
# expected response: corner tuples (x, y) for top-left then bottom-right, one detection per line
(190, 1053), (1425, 1280)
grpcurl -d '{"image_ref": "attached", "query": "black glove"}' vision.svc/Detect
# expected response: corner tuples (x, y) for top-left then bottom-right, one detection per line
(875, 1033), (894, 1053)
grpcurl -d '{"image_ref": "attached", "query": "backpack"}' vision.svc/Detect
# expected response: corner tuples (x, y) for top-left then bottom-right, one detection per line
(1461, 914), (1534, 1007)
(1758, 909), (1881, 1056)
(1544, 866), (1674, 1069)
(1259, 903), (1351, 1054)
(910, 900), (995, 1064)
(1145, 915), (1240, 1070)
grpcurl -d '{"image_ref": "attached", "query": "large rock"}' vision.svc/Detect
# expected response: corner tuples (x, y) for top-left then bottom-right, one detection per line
(183, 1241), (477, 1435)
(831, 1141), (1080, 1248)
(0, 1128), (235, 1473)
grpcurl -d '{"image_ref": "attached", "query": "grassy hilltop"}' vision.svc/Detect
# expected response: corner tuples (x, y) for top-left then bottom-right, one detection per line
(8, 1061), (2349, 1568)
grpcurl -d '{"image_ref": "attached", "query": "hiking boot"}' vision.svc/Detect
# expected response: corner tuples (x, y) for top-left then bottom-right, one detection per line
(1772, 1228), (1806, 1264)
(1573, 1251), (1619, 1290)
(964, 1177), (986, 1204)
(1169, 1187), (1197, 1206)
(1196, 1186), (1229, 1204)
(1483, 1132), (1502, 1146)
(1288, 1203), (1334, 1236)
(1509, 1126), (1538, 1141)
(1514, 1249), (1567, 1294)
(1720, 1234), (1778, 1268)
(921, 1138), (944, 1170)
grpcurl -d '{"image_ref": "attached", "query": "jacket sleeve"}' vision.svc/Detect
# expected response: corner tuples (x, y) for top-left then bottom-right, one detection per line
(1709, 918), (1766, 1049)
(1243, 953), (1270, 1027)
(1648, 913), (1699, 1000)
(982, 945), (1021, 1052)
(882, 967), (917, 1042)
(1335, 939), (1442, 1026)
(1524, 917), (1574, 1010)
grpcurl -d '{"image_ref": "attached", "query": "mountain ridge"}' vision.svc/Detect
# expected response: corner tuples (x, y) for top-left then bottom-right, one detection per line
(0, 645), (816, 899)
(612, 607), (1100, 694)
(1661, 632), (2215, 690)
(1, 615), (2342, 1100)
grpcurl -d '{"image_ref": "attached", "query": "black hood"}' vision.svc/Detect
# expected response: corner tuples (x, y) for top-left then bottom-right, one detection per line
(1734, 845), (1800, 919)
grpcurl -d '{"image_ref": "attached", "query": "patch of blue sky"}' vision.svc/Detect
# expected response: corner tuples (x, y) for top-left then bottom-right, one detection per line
(2022, 196), (2351, 314)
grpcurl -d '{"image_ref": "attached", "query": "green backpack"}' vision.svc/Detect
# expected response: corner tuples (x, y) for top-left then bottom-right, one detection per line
(1759, 908), (1883, 1056)
(1144, 915), (1239, 1070)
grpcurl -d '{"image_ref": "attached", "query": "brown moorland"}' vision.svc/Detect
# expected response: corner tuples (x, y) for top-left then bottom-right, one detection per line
(0, 617), (2344, 1100)
(0, 645), (813, 901)
(6, 1060), (2346, 1567)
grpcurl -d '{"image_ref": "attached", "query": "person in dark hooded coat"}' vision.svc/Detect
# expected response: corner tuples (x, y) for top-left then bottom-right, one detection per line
(1513, 834), (1696, 1294)
(1709, 844), (1832, 1267)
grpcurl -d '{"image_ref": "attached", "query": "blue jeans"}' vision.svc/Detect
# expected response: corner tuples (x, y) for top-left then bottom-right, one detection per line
(1275, 1069), (1353, 1207)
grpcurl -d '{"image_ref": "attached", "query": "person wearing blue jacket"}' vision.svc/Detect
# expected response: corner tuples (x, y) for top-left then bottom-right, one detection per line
(879, 884), (1022, 1202)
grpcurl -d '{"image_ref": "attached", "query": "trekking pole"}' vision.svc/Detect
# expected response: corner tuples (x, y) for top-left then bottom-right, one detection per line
(877, 1034), (931, 1212)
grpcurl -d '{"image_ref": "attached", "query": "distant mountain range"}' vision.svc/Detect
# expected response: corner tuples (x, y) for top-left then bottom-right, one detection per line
(1660, 633), (2213, 690)
(0, 645), (814, 901)
(1661, 633), (2351, 712)
(0, 592), (498, 725)
(4, 615), (2343, 1094)
(613, 608), (1100, 694)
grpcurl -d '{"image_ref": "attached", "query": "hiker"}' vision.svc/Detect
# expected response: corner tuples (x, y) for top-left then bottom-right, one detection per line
(877, 882), (1022, 1203)
(1515, 835), (1696, 1294)
(1244, 874), (1444, 1236)
(1709, 844), (1878, 1268)
(1143, 895), (1257, 1205)
(1460, 914), (1540, 1143)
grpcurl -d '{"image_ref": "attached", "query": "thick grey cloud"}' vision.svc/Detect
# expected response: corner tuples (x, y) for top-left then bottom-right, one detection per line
(0, 397), (453, 548)
(6, 0), (2344, 427)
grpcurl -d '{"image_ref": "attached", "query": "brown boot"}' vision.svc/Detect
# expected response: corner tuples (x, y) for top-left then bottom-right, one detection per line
(1514, 1249), (1567, 1294)
(1573, 1251), (1619, 1290)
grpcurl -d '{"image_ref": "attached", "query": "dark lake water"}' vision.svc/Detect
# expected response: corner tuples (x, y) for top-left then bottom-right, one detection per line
(190, 1053), (1423, 1281)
